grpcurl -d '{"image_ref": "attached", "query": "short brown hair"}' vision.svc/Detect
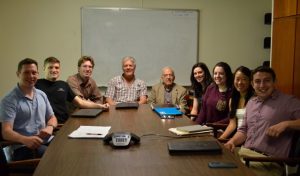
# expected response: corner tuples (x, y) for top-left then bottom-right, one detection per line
(78, 56), (95, 68)
(17, 58), (38, 72)
(251, 66), (276, 82)
(44, 56), (60, 67)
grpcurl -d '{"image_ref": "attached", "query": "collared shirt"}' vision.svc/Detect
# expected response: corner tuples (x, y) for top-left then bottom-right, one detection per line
(105, 75), (147, 103)
(238, 90), (300, 157)
(0, 85), (54, 136)
(164, 89), (172, 104)
(67, 73), (102, 103)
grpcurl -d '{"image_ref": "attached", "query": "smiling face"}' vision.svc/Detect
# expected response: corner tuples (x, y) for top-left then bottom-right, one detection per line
(193, 67), (205, 84)
(252, 71), (275, 100)
(44, 62), (60, 81)
(122, 59), (136, 77)
(17, 63), (39, 89)
(213, 66), (227, 87)
(234, 71), (250, 94)
(78, 60), (93, 80)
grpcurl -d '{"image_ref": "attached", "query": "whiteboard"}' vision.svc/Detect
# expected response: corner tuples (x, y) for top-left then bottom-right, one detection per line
(81, 8), (199, 86)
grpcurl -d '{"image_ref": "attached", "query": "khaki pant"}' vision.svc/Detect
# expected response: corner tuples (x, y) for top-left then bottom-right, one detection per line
(236, 147), (283, 176)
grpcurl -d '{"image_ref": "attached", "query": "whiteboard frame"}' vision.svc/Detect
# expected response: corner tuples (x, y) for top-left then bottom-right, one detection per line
(81, 7), (199, 86)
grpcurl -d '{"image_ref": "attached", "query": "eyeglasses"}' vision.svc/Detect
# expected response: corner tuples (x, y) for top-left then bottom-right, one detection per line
(163, 74), (174, 78)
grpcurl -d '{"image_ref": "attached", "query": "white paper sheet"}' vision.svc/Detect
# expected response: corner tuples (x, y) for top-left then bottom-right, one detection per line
(68, 126), (111, 138)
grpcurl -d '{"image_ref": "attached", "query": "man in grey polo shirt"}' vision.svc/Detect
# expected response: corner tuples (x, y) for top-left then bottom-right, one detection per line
(0, 58), (57, 161)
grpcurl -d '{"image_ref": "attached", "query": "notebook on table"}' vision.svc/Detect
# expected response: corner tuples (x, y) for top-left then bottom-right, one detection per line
(115, 102), (139, 109)
(71, 109), (104, 118)
(176, 125), (213, 133)
(168, 140), (222, 155)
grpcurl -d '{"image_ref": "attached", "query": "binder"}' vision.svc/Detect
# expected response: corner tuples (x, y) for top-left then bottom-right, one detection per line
(153, 107), (183, 119)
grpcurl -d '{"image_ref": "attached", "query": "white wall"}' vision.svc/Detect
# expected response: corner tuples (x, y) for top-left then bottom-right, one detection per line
(0, 0), (272, 97)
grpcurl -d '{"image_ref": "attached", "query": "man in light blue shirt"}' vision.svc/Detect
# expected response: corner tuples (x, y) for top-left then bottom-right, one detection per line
(0, 58), (57, 161)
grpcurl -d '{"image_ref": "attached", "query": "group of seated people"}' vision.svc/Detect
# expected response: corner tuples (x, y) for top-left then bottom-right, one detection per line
(0, 56), (300, 176)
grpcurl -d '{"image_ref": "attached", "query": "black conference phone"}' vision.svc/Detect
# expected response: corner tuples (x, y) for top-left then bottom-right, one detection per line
(103, 132), (140, 147)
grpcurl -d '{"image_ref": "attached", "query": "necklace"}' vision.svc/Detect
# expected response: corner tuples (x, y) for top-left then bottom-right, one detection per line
(218, 87), (227, 92)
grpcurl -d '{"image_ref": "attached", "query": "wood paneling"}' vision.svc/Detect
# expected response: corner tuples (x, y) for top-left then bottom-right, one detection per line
(273, 0), (297, 18)
(293, 17), (300, 97)
(298, 0), (300, 15)
(272, 17), (296, 94)
(272, 0), (300, 98)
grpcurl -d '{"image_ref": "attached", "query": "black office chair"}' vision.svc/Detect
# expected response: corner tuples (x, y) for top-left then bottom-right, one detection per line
(206, 122), (229, 139)
(0, 124), (40, 176)
(242, 132), (300, 176)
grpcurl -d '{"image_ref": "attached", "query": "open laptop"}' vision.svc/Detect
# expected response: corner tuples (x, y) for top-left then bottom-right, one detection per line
(168, 140), (222, 155)
(115, 102), (139, 109)
(71, 109), (104, 118)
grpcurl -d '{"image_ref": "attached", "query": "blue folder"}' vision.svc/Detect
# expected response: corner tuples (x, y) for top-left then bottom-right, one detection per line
(153, 107), (183, 119)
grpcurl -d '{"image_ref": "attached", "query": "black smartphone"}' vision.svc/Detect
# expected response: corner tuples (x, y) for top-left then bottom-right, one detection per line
(208, 161), (237, 168)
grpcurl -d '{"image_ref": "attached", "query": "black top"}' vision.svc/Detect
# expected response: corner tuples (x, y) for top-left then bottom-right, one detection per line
(36, 79), (76, 123)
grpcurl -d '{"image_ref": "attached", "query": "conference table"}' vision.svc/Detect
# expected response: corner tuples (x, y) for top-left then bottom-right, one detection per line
(33, 104), (255, 176)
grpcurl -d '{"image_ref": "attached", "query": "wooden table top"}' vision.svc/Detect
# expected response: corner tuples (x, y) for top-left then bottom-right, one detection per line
(33, 104), (255, 176)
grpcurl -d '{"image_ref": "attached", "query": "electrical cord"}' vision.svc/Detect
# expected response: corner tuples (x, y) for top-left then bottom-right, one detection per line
(140, 133), (207, 139)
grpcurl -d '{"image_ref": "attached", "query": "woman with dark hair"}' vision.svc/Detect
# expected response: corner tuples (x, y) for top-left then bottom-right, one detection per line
(189, 62), (212, 118)
(219, 66), (254, 139)
(195, 62), (233, 124)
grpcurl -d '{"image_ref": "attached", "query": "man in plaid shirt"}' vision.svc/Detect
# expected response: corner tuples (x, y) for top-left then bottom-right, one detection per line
(105, 56), (147, 105)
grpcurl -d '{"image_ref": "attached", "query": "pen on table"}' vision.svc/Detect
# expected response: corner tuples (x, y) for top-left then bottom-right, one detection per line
(86, 133), (102, 135)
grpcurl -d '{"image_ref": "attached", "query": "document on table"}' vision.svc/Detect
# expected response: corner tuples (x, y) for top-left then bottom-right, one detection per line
(68, 126), (111, 138)
(168, 125), (213, 136)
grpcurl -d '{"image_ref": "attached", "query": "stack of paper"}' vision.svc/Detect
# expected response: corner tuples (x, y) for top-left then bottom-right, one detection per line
(68, 126), (111, 138)
(169, 125), (213, 136)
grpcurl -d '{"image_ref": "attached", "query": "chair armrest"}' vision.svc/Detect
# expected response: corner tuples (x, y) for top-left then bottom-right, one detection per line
(7, 158), (40, 168)
(206, 123), (228, 130)
(0, 141), (21, 147)
(217, 138), (229, 143)
(206, 123), (228, 138)
(7, 158), (40, 173)
(243, 156), (300, 167)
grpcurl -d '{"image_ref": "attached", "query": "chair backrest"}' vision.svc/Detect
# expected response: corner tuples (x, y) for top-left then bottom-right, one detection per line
(0, 123), (10, 175)
(290, 131), (300, 158)
(0, 122), (3, 141)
